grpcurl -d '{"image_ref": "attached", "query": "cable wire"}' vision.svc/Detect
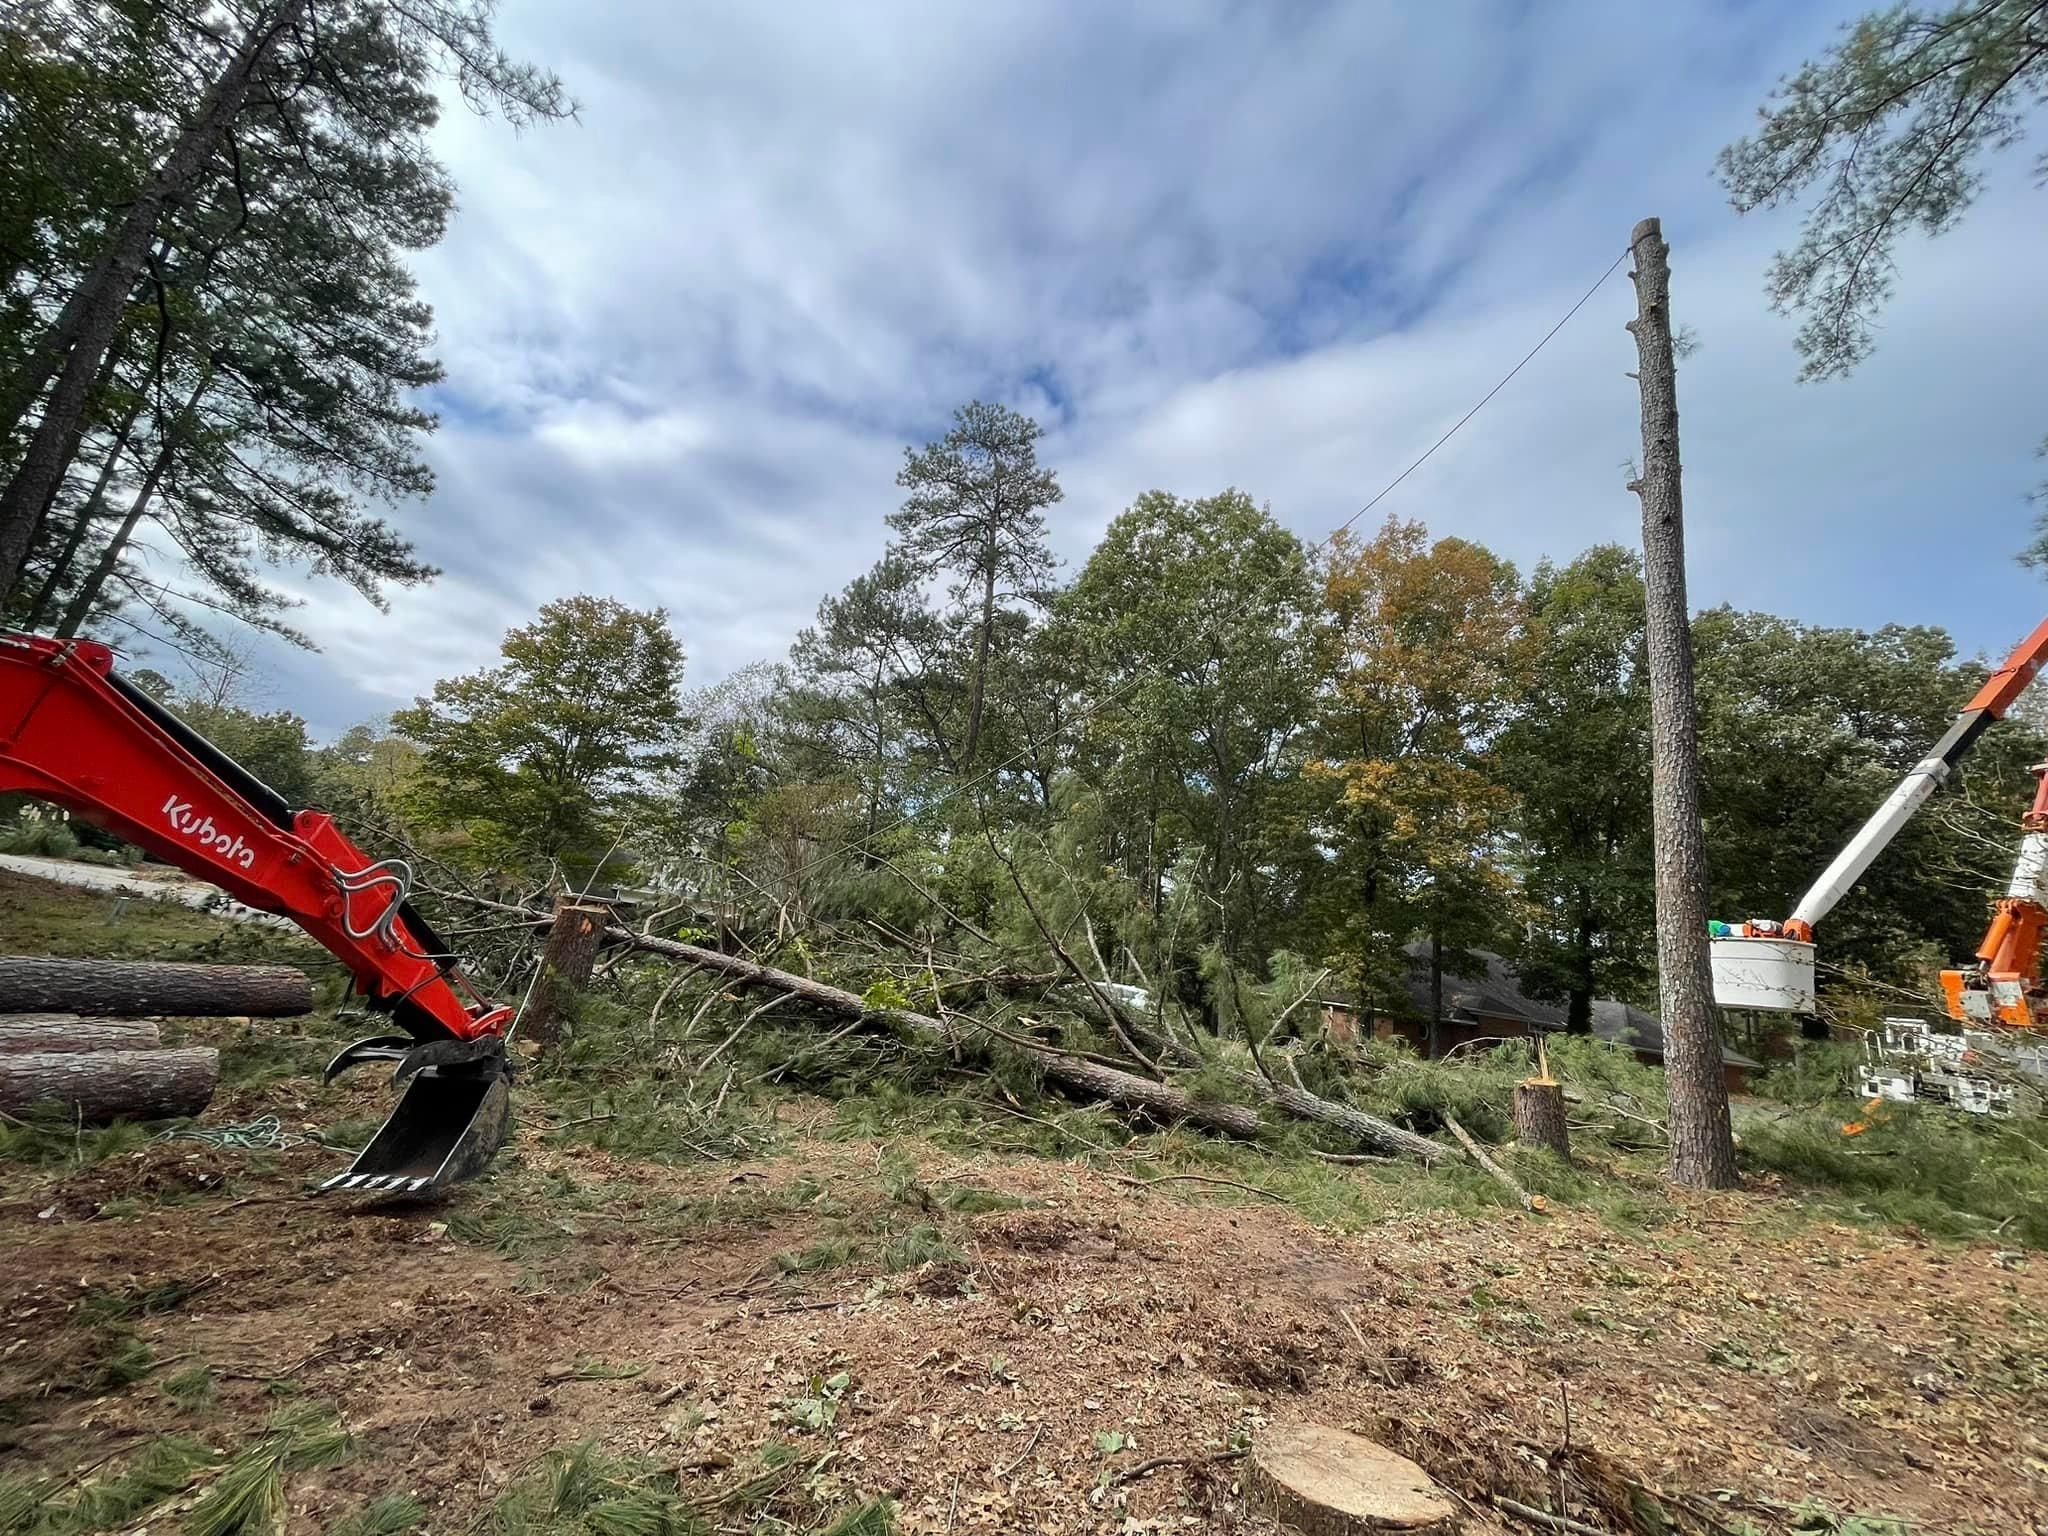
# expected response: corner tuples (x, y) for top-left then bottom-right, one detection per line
(1314, 245), (1631, 552)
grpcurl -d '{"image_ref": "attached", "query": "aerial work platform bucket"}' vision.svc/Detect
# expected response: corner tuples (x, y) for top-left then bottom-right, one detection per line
(1709, 935), (1815, 1012)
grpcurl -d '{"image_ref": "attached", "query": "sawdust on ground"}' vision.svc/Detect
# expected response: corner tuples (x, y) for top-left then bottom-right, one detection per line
(5, 1115), (2046, 1536)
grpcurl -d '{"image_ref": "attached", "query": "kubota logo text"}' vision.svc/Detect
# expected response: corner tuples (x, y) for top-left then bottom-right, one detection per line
(162, 796), (256, 871)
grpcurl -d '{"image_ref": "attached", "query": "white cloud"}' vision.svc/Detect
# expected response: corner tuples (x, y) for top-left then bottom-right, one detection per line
(189, 0), (2047, 734)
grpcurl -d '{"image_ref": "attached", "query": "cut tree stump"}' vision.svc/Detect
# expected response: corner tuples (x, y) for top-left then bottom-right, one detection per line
(521, 896), (610, 1051)
(1248, 1424), (1458, 1534)
(1514, 1078), (1571, 1161)
(0, 956), (311, 1017)
(0, 1046), (219, 1121)
(0, 1014), (162, 1053)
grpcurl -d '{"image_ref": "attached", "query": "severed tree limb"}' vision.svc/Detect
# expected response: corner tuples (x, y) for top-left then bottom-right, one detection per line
(983, 827), (1168, 1080)
(1445, 1112), (1536, 1209)
(1108, 1448), (1247, 1489)
(1491, 1495), (1613, 1536)
(697, 993), (791, 1075)
(1120, 1011), (1446, 1165)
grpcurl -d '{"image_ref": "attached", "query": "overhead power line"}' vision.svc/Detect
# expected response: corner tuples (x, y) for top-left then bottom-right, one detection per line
(1314, 245), (1631, 553)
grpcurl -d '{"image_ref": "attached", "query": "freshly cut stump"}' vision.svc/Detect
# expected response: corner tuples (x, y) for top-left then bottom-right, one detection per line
(1248, 1424), (1458, 1534)
(1513, 1078), (1571, 1161)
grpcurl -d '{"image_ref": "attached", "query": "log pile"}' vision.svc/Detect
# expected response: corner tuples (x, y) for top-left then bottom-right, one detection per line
(0, 956), (311, 1124)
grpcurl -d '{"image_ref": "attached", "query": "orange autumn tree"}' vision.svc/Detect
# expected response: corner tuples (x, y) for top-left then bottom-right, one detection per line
(1309, 517), (1532, 1051)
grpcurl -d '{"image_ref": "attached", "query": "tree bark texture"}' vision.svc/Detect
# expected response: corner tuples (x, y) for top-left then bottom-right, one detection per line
(521, 896), (608, 1050)
(0, 0), (310, 591)
(0, 1046), (219, 1120)
(0, 956), (311, 1017)
(602, 923), (1442, 1160)
(0, 1015), (162, 1053)
(1626, 216), (1738, 1190)
(1513, 1079), (1571, 1161)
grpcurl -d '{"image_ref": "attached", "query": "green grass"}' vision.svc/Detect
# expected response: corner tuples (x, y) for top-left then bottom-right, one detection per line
(0, 1111), (151, 1169)
(0, 867), (332, 970)
(324, 1494), (428, 1536)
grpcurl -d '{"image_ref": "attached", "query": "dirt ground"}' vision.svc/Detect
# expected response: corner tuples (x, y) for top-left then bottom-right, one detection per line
(5, 1106), (2046, 1536)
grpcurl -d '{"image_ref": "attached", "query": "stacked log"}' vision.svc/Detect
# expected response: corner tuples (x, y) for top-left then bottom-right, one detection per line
(0, 956), (311, 1016)
(0, 956), (312, 1124)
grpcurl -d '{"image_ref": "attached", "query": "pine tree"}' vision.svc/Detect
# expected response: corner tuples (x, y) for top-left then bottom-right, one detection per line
(890, 401), (1062, 771)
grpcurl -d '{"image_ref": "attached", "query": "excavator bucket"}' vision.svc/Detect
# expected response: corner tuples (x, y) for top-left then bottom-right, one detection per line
(318, 1037), (513, 1197)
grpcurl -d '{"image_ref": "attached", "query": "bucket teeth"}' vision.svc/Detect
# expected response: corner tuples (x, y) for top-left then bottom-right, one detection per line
(316, 1170), (439, 1196)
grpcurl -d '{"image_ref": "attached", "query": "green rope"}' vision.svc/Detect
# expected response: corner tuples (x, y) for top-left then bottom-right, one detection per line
(155, 1114), (301, 1152)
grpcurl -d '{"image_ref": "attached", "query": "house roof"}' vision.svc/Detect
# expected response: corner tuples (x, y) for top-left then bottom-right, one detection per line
(1389, 941), (1566, 1031)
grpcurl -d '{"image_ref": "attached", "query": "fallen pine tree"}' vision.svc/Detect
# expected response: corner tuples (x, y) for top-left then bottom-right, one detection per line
(457, 887), (1448, 1164)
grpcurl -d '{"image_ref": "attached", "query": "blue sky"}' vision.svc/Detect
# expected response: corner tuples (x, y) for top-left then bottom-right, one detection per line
(194, 0), (2048, 733)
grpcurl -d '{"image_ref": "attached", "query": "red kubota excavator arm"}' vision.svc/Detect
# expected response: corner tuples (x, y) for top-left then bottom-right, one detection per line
(0, 632), (515, 1194)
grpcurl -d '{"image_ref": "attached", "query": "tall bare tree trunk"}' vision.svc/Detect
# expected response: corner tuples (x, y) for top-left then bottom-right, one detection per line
(0, 0), (309, 591)
(1626, 216), (1737, 1190)
(9, 337), (134, 602)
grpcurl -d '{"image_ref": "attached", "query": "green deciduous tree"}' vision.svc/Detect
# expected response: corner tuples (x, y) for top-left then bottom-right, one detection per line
(1309, 517), (1530, 1044)
(1694, 610), (2046, 986)
(394, 597), (685, 868)
(1499, 546), (1654, 1031)
(1059, 488), (1315, 967)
